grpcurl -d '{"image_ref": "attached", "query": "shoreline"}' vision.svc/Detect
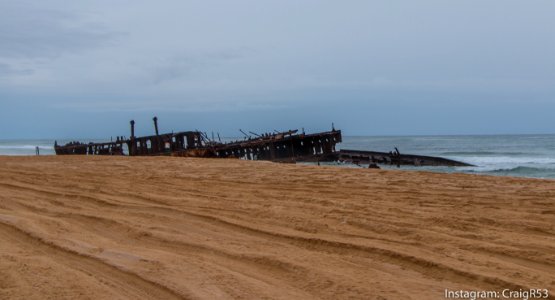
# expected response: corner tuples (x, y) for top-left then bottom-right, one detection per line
(2, 154), (555, 181)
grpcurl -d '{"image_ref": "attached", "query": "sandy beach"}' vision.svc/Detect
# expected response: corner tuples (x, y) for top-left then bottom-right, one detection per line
(0, 156), (553, 299)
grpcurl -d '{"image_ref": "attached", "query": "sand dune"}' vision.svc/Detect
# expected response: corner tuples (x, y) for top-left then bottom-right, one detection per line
(0, 156), (554, 299)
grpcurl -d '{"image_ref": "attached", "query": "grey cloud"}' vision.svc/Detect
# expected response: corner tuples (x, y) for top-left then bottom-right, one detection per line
(0, 2), (119, 59)
(145, 50), (247, 85)
(0, 63), (34, 77)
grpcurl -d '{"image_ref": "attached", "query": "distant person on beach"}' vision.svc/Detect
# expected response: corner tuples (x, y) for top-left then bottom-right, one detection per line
(394, 147), (401, 168)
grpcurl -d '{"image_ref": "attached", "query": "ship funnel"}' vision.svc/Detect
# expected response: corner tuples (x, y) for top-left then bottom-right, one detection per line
(130, 120), (135, 138)
(153, 116), (159, 135)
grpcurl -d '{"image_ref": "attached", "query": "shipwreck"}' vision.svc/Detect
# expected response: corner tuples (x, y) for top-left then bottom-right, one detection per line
(54, 117), (472, 167)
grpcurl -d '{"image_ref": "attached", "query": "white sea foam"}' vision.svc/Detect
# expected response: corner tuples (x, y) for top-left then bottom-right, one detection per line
(0, 143), (55, 155)
(0, 145), (52, 150)
(450, 156), (555, 168)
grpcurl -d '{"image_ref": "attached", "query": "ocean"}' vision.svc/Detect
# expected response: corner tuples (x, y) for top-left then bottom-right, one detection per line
(1, 135), (555, 179)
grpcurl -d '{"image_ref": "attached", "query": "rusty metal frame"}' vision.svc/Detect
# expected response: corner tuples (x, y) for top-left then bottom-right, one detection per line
(54, 117), (472, 167)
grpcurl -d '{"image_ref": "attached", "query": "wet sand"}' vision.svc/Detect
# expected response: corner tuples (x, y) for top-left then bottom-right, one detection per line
(0, 156), (554, 299)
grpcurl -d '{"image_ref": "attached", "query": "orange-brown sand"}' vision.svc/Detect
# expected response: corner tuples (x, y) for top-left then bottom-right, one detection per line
(0, 156), (554, 299)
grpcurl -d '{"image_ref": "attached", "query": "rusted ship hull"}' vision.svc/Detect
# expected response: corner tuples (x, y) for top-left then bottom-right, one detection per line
(54, 141), (124, 156)
(54, 117), (472, 167)
(212, 130), (341, 162)
(332, 149), (473, 167)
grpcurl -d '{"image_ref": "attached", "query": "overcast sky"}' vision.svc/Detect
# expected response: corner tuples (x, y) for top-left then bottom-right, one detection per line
(1, 0), (554, 139)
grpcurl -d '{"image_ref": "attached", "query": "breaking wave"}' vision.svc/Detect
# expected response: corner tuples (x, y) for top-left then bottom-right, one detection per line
(449, 156), (555, 167)
(485, 166), (554, 173)
(478, 166), (555, 178)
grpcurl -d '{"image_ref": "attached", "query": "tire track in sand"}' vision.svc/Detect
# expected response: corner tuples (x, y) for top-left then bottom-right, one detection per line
(133, 205), (545, 294)
(0, 221), (189, 300)
(2, 179), (543, 294)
